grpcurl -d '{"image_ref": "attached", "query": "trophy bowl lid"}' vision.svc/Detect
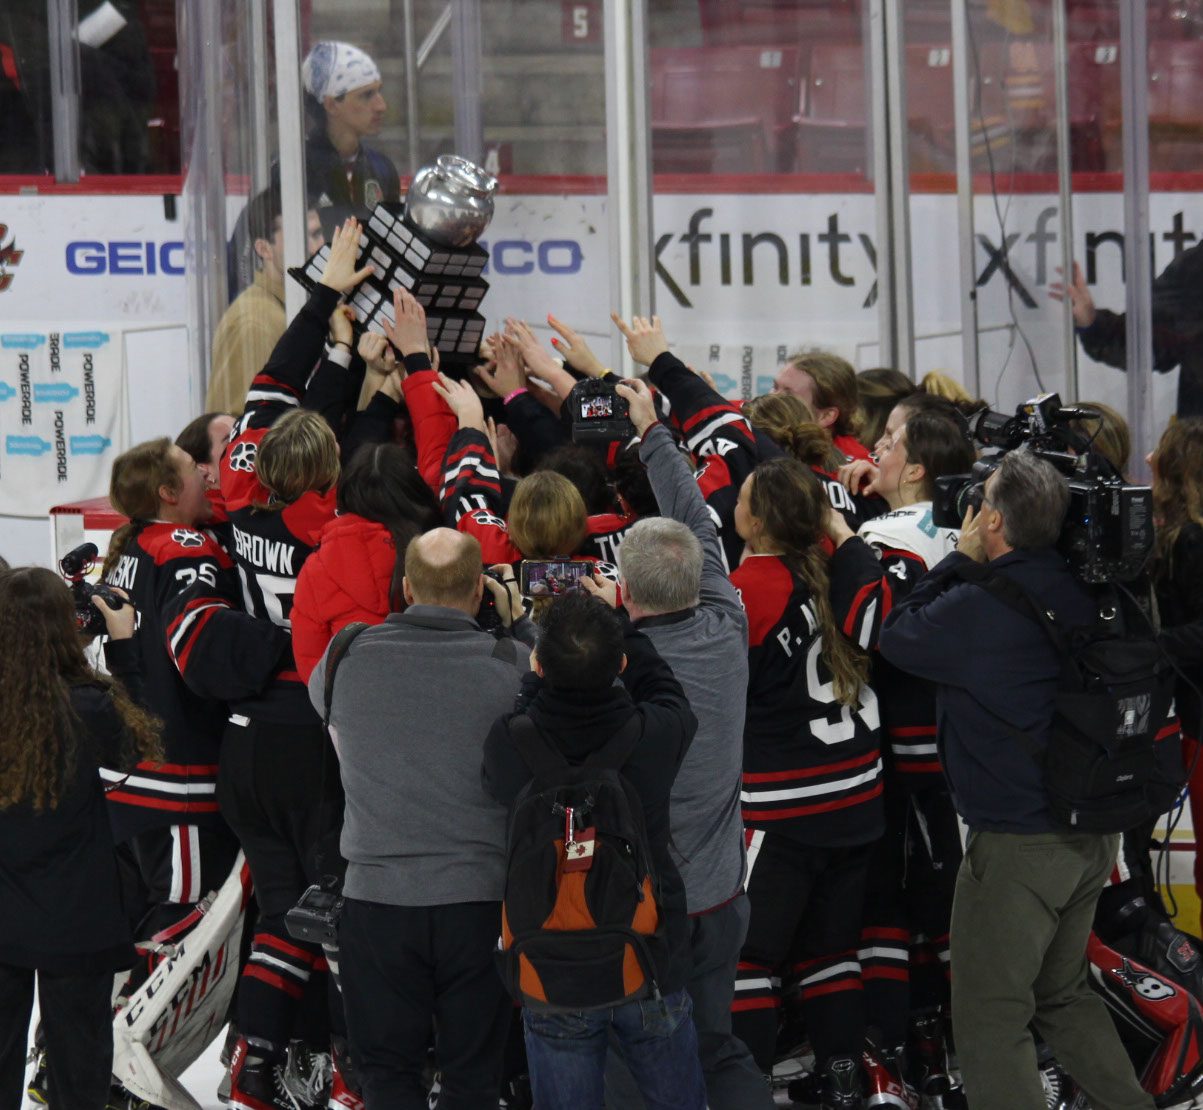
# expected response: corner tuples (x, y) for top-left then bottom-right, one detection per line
(435, 154), (498, 198)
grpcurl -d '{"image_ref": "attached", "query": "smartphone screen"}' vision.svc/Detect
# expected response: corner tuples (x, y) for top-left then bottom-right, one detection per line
(520, 559), (594, 598)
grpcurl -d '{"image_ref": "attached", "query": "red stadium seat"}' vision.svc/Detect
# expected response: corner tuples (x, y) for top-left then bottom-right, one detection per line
(1146, 39), (1203, 170)
(794, 42), (870, 174)
(698, 0), (860, 47)
(650, 45), (804, 174)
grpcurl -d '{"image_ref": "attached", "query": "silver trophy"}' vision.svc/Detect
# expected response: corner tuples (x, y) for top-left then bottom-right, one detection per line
(294, 154), (498, 365)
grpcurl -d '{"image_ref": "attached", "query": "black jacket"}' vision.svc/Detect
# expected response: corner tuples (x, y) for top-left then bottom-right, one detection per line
(303, 131), (400, 217)
(0, 641), (142, 973)
(1077, 241), (1203, 417)
(482, 615), (697, 995)
(878, 548), (1096, 833)
(1156, 522), (1203, 739)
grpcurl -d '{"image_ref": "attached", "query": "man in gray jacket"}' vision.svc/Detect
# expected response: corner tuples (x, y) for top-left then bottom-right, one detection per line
(307, 527), (529, 1109)
(589, 379), (774, 1110)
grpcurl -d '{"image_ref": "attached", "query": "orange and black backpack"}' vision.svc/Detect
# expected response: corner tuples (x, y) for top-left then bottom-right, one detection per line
(498, 713), (669, 1012)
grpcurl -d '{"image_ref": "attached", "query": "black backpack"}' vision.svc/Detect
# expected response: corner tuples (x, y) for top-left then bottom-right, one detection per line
(497, 713), (670, 1013)
(954, 564), (1184, 833)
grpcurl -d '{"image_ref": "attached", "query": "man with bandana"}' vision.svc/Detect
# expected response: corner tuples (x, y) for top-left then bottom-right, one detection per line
(301, 41), (400, 217)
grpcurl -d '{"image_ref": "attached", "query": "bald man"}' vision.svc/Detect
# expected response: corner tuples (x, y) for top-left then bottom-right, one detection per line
(308, 527), (530, 1108)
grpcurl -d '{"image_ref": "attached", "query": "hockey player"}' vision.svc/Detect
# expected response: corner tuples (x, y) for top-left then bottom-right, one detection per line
(101, 439), (242, 953)
(176, 217), (372, 1109)
(728, 456), (885, 1110)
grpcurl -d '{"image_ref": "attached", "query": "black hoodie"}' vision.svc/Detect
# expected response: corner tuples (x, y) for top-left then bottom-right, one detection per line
(482, 614), (697, 995)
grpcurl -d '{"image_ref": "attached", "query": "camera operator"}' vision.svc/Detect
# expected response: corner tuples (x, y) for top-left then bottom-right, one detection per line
(0, 570), (159, 1109)
(308, 528), (530, 1107)
(588, 379), (773, 1110)
(878, 451), (1155, 1110)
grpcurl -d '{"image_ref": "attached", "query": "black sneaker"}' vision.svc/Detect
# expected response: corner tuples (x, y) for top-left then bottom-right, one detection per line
(820, 1054), (866, 1110)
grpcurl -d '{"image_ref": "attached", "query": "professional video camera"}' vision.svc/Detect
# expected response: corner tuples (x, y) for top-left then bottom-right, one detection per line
(565, 377), (634, 446)
(60, 542), (129, 637)
(931, 393), (1154, 584)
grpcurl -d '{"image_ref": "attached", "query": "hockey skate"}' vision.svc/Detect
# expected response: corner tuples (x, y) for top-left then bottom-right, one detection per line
(863, 1041), (919, 1110)
(818, 1054), (866, 1109)
(228, 1036), (322, 1110)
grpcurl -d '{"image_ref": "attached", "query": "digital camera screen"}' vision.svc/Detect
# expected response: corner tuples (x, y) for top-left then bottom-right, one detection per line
(579, 394), (614, 420)
(520, 560), (593, 598)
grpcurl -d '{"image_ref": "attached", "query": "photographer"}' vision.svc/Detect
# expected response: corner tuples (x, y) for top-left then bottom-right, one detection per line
(590, 379), (773, 1110)
(0, 570), (159, 1109)
(482, 593), (702, 1110)
(878, 451), (1154, 1110)
(308, 528), (529, 1107)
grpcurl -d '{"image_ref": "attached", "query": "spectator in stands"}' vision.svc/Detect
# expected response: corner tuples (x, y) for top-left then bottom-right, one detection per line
(1150, 419), (1203, 902)
(879, 451), (1155, 1110)
(310, 527), (529, 1107)
(291, 442), (441, 681)
(772, 350), (871, 461)
(207, 184), (325, 414)
(855, 367), (914, 452)
(301, 41), (399, 215)
(1052, 250), (1203, 417)
(595, 378), (773, 1110)
(482, 592), (704, 1110)
(0, 568), (159, 1110)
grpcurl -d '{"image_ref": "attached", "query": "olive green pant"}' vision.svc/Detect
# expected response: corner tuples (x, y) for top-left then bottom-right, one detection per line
(950, 830), (1155, 1110)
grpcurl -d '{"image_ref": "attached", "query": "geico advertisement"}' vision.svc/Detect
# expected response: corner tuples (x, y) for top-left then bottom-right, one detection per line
(0, 190), (1199, 409)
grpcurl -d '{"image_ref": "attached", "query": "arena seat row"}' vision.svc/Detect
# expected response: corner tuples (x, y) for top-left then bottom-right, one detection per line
(650, 37), (1203, 176)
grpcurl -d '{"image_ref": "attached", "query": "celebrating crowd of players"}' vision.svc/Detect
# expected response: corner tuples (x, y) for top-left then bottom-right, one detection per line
(5, 211), (1203, 1110)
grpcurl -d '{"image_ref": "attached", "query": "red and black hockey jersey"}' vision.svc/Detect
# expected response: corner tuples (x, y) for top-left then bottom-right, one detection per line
(828, 504), (960, 791)
(103, 523), (233, 839)
(215, 283), (341, 723)
(648, 352), (759, 570)
(731, 551), (884, 846)
(648, 352), (879, 566)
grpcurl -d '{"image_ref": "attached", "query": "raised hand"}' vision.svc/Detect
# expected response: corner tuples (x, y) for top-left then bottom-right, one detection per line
(475, 333), (527, 397)
(329, 304), (355, 350)
(1048, 261), (1096, 328)
(504, 317), (563, 380)
(358, 331), (397, 377)
(319, 217), (374, 293)
(432, 372), (486, 432)
(383, 288), (430, 357)
(611, 313), (669, 367)
(614, 378), (658, 436)
(548, 314), (607, 378)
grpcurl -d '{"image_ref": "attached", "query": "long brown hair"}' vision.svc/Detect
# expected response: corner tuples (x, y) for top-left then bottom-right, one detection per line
(1152, 418), (1203, 568)
(103, 437), (179, 578)
(785, 350), (861, 439)
(744, 392), (840, 470)
(748, 458), (869, 706)
(0, 568), (162, 812)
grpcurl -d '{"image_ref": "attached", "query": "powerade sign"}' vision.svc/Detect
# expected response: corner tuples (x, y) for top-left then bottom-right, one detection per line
(66, 241), (185, 276)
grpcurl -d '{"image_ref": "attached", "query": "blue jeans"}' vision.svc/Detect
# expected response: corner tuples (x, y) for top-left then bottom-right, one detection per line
(523, 988), (707, 1110)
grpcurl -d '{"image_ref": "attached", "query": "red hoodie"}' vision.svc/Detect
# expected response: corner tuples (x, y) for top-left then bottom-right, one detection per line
(292, 513), (397, 682)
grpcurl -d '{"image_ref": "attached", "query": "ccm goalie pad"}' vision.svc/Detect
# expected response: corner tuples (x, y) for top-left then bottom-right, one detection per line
(111, 854), (253, 1110)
